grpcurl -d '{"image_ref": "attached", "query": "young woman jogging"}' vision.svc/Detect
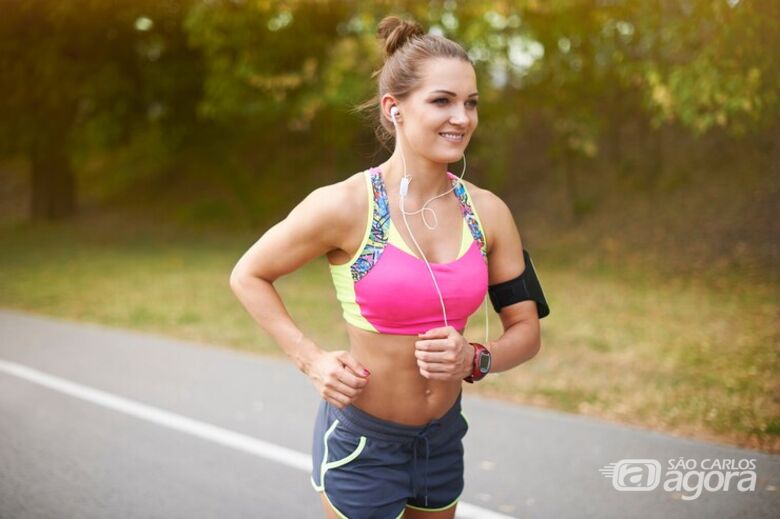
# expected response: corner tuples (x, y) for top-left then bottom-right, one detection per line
(230, 15), (549, 519)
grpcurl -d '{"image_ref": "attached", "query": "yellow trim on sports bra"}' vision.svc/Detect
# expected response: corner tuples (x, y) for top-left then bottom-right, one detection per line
(328, 170), (378, 333)
(330, 169), (373, 268)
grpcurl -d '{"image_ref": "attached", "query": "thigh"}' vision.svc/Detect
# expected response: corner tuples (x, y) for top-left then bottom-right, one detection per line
(319, 491), (342, 519)
(404, 502), (459, 519)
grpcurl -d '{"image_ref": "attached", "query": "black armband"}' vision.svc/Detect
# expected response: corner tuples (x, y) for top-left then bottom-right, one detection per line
(488, 249), (550, 318)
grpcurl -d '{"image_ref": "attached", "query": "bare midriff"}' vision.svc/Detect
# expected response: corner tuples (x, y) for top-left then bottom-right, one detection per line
(345, 322), (464, 426)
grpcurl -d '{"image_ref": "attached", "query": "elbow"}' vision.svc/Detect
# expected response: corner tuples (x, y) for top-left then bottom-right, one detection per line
(229, 267), (249, 293)
(531, 337), (542, 359)
(525, 324), (542, 360)
(229, 268), (273, 293)
(229, 275), (240, 296)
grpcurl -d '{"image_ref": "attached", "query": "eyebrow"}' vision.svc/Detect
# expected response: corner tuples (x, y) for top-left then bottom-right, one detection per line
(429, 89), (479, 97)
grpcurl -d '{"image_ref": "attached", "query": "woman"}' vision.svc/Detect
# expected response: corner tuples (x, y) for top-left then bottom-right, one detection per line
(230, 15), (549, 519)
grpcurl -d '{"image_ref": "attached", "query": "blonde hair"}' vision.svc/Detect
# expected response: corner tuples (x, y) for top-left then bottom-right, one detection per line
(353, 15), (472, 150)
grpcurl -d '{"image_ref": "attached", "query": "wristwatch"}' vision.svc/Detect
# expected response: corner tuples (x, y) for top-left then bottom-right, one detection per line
(464, 342), (491, 383)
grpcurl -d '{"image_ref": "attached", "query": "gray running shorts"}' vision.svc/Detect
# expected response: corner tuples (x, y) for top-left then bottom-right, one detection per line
(310, 390), (470, 518)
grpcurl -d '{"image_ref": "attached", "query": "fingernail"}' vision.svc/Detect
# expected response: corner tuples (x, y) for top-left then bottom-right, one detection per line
(363, 369), (370, 376)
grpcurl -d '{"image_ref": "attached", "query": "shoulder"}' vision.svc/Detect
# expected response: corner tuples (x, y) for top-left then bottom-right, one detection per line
(333, 170), (369, 221)
(299, 170), (369, 244)
(303, 170), (366, 216)
(459, 179), (515, 255)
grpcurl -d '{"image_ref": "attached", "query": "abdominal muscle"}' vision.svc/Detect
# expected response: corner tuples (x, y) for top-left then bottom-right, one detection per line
(344, 322), (464, 426)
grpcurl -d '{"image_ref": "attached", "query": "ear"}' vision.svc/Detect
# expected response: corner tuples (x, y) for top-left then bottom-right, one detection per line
(380, 94), (400, 122)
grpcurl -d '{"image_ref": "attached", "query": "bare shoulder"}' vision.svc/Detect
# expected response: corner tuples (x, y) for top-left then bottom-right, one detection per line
(460, 179), (514, 255)
(323, 170), (368, 231)
(307, 170), (369, 257)
(306, 173), (365, 218)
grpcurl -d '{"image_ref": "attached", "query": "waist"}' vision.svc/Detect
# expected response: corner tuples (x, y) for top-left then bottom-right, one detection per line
(332, 389), (464, 441)
(345, 323), (464, 425)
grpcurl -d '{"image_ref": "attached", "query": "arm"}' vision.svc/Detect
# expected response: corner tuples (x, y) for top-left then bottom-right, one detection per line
(481, 191), (542, 373)
(413, 190), (543, 381)
(229, 181), (352, 376)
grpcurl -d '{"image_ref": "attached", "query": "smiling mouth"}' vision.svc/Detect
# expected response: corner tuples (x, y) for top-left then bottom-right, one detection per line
(439, 132), (464, 142)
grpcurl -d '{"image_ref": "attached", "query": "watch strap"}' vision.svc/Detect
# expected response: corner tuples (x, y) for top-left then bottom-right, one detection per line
(464, 342), (489, 383)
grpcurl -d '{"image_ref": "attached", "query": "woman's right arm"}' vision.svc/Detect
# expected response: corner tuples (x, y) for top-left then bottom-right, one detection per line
(228, 180), (370, 407)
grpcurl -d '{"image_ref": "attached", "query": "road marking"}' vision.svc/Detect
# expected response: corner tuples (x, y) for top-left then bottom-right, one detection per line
(0, 359), (517, 519)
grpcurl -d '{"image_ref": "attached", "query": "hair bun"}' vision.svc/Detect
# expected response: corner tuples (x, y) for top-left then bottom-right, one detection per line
(377, 16), (425, 57)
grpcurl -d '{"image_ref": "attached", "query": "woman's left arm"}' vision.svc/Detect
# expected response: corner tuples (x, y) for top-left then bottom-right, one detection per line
(480, 190), (542, 373)
(413, 190), (543, 381)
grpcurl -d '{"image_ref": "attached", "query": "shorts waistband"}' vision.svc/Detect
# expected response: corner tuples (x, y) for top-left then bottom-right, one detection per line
(329, 390), (463, 442)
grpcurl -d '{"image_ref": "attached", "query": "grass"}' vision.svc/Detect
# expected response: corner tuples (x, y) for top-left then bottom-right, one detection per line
(1, 198), (777, 454)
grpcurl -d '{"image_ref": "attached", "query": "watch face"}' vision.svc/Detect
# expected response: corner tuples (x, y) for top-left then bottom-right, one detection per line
(478, 351), (491, 373)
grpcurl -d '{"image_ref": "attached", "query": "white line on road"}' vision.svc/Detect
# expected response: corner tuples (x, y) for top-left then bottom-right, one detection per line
(0, 359), (516, 519)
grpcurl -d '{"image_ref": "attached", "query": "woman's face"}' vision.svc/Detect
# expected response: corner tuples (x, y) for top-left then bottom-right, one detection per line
(388, 57), (479, 164)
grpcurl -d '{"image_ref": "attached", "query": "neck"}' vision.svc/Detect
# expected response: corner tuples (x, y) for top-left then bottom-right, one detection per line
(380, 150), (454, 203)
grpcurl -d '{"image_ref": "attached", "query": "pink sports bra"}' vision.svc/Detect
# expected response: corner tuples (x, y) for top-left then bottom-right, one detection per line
(328, 166), (489, 335)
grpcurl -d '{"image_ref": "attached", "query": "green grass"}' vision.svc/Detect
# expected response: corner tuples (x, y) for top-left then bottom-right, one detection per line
(0, 203), (777, 454)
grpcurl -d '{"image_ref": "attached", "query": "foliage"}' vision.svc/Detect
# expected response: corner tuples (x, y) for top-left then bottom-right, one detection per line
(0, 0), (777, 221)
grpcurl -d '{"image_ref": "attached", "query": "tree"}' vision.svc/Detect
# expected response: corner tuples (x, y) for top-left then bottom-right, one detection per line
(0, 0), (202, 221)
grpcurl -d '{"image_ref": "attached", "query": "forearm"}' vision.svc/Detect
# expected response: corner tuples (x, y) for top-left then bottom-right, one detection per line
(229, 273), (322, 375)
(483, 321), (541, 374)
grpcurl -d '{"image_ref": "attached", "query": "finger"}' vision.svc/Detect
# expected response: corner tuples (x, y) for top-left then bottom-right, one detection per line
(415, 349), (454, 363)
(343, 363), (370, 380)
(322, 369), (360, 395)
(417, 358), (451, 372)
(326, 390), (350, 408)
(336, 368), (368, 391)
(340, 353), (370, 377)
(418, 367), (446, 380)
(416, 338), (452, 352)
(417, 326), (450, 339)
(327, 379), (360, 401)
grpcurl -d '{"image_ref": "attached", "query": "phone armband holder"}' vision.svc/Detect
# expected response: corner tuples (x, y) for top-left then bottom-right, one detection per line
(488, 249), (550, 318)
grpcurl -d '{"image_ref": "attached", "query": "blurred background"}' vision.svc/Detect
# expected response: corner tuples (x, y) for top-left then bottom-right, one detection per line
(0, 0), (777, 453)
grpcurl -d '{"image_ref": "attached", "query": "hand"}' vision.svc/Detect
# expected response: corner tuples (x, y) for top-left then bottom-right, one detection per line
(308, 350), (370, 409)
(415, 326), (474, 381)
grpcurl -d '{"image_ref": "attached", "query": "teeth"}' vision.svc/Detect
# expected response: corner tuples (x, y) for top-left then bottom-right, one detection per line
(440, 133), (463, 140)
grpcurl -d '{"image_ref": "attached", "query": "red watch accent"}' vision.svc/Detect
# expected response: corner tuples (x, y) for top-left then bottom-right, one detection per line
(464, 342), (491, 383)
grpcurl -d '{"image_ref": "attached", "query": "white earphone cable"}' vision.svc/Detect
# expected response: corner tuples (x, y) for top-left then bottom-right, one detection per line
(399, 154), (466, 230)
(391, 107), (489, 345)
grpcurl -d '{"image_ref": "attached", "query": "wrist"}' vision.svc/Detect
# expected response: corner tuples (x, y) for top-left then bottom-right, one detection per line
(291, 335), (323, 376)
(463, 342), (491, 383)
(463, 342), (476, 378)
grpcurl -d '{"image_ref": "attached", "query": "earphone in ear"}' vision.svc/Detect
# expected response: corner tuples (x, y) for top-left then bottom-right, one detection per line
(390, 106), (400, 123)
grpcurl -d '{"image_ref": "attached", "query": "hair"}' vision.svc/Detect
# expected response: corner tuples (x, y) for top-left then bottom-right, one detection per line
(352, 15), (473, 151)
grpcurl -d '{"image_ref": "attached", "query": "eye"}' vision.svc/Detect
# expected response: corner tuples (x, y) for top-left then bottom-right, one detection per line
(432, 98), (479, 108)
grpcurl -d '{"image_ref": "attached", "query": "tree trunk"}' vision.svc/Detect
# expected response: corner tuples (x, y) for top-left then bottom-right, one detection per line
(30, 129), (76, 221)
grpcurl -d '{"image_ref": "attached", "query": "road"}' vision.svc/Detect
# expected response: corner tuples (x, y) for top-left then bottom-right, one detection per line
(1, 309), (777, 518)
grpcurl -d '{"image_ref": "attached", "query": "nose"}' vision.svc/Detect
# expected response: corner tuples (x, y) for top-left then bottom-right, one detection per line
(449, 106), (470, 126)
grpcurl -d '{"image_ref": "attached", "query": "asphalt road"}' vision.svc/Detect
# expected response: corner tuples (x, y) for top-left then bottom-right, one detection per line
(0, 309), (777, 518)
